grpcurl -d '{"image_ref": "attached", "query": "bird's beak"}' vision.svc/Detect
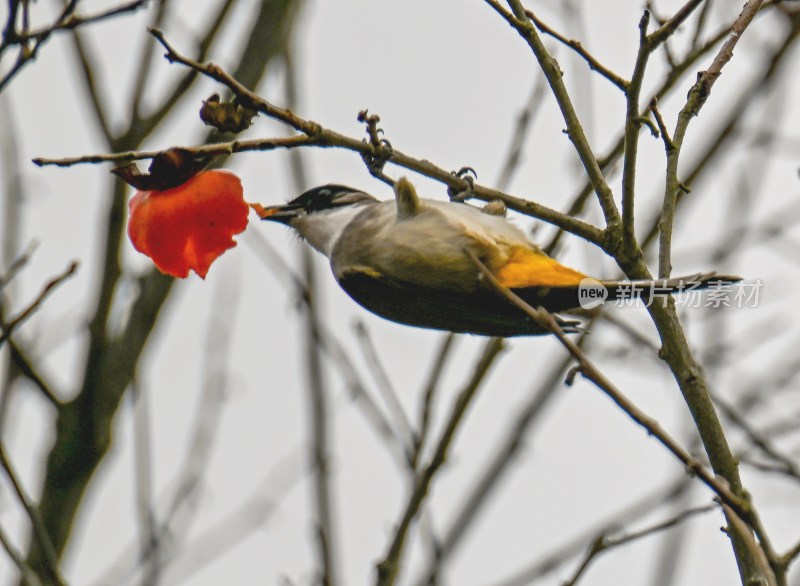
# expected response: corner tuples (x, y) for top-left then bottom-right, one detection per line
(250, 202), (304, 224)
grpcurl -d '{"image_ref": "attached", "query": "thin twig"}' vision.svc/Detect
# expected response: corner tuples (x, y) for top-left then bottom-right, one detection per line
(658, 0), (766, 278)
(0, 0), (146, 93)
(649, 0), (708, 46)
(620, 11), (654, 249)
(491, 0), (621, 228)
(562, 504), (717, 586)
(486, 477), (694, 586)
(620, 0), (709, 251)
(131, 0), (236, 132)
(0, 445), (65, 585)
(131, 377), (159, 585)
(15, 1), (146, 41)
(778, 538), (800, 571)
(284, 45), (340, 585)
(543, 16), (736, 256)
(37, 29), (606, 245)
(715, 393), (800, 481)
(690, 0), (715, 50)
(0, 522), (41, 586)
(299, 169), (339, 586)
(94, 446), (306, 586)
(413, 333), (457, 470)
(0, 262), (78, 347)
(246, 230), (408, 465)
(131, 275), (241, 578)
(376, 337), (506, 586)
(353, 321), (416, 460)
(33, 135), (318, 167)
(696, 0), (766, 102)
(68, 25), (114, 142)
(416, 340), (587, 583)
(6, 340), (62, 408)
(649, 98), (673, 148)
(463, 250), (752, 521)
(641, 16), (800, 251)
(494, 79), (548, 191)
(157, 451), (306, 585)
(526, 11), (629, 91)
(0, 242), (36, 291)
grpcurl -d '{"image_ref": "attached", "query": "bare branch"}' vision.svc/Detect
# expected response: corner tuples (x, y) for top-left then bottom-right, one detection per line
(284, 47), (340, 584)
(526, 11), (629, 91)
(354, 321), (416, 460)
(17, 1), (146, 40)
(0, 522), (41, 586)
(0, 1), (147, 93)
(131, 377), (160, 585)
(658, 0), (767, 278)
(0, 261), (78, 348)
(416, 339), (587, 583)
(716, 393), (800, 481)
(246, 230), (408, 465)
(487, 477), (695, 586)
(376, 338), (506, 586)
(33, 135), (319, 167)
(412, 333), (458, 470)
(494, 79), (548, 191)
(464, 250), (753, 521)
(0, 242), (36, 291)
(698, 0), (767, 100)
(649, 0), (708, 46)
(6, 339), (62, 408)
(778, 538), (800, 572)
(489, 1), (621, 229)
(0, 444), (66, 585)
(562, 504), (717, 586)
(38, 28), (605, 245)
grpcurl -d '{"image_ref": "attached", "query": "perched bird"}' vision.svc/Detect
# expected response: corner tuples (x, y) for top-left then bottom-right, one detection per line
(256, 178), (738, 336)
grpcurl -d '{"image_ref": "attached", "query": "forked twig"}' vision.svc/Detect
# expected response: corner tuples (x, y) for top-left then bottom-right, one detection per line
(0, 261), (78, 347)
(463, 249), (753, 523)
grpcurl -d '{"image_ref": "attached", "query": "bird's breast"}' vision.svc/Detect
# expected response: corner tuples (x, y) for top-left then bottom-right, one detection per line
(331, 202), (514, 292)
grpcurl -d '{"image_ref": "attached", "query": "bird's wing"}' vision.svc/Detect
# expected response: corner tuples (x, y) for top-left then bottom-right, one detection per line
(337, 266), (581, 336)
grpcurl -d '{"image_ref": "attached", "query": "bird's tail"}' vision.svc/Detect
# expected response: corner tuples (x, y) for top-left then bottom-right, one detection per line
(599, 272), (742, 304)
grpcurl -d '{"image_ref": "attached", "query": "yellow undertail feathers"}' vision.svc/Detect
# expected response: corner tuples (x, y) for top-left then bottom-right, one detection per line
(494, 247), (587, 289)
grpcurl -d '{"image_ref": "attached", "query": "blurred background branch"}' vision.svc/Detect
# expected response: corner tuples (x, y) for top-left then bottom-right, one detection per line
(1, 2), (800, 586)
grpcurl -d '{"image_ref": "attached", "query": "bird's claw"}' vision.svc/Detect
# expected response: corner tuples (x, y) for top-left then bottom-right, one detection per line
(360, 138), (394, 186)
(359, 109), (395, 186)
(448, 166), (478, 202)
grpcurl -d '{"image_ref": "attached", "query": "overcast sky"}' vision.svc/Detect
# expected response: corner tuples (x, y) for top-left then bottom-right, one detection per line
(2, 1), (800, 585)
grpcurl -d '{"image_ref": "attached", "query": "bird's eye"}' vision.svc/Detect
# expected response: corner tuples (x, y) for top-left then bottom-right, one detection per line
(305, 189), (334, 212)
(292, 186), (356, 214)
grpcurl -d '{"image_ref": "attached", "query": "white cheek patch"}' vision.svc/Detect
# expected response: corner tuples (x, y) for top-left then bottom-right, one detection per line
(293, 205), (368, 257)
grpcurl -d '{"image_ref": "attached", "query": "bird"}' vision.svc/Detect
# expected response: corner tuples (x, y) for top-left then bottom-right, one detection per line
(254, 177), (739, 336)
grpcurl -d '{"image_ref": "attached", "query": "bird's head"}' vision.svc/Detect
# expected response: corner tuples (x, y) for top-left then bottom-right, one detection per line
(257, 185), (377, 256)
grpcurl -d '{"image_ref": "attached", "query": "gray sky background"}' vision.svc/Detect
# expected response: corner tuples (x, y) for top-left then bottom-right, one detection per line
(2, 1), (799, 585)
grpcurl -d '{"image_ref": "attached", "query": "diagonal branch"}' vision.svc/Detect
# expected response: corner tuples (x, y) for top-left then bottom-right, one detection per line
(0, 261), (78, 348)
(487, 0), (621, 229)
(375, 337), (506, 586)
(38, 29), (605, 246)
(0, 522), (40, 586)
(562, 504), (717, 586)
(0, 444), (66, 585)
(0, 0), (147, 94)
(526, 11), (629, 91)
(464, 250), (752, 522)
(658, 0), (767, 278)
